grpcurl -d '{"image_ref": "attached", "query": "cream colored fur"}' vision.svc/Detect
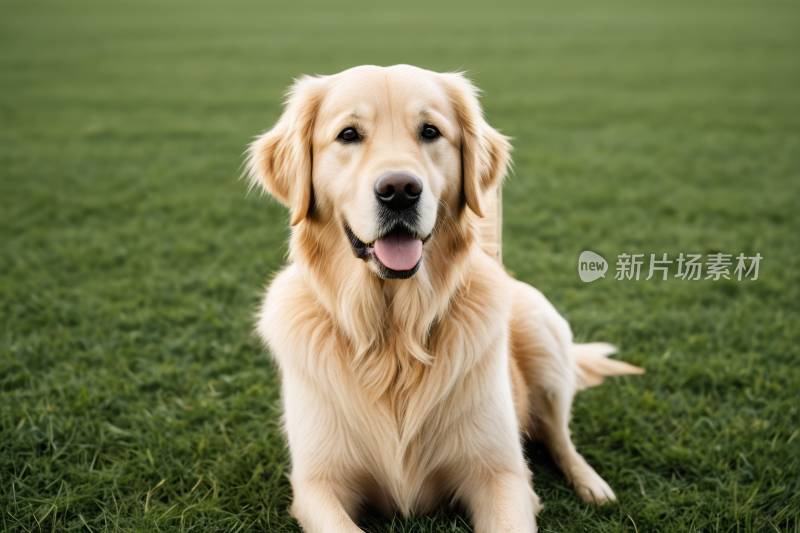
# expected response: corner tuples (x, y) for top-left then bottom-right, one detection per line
(246, 65), (643, 532)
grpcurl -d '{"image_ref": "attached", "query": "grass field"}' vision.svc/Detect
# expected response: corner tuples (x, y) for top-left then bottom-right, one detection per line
(2, 0), (799, 531)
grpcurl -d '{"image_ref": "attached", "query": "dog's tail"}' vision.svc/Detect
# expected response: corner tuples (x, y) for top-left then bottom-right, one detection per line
(573, 342), (645, 391)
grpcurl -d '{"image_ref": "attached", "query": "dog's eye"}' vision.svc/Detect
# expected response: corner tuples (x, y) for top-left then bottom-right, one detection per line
(337, 127), (361, 143)
(421, 124), (440, 141)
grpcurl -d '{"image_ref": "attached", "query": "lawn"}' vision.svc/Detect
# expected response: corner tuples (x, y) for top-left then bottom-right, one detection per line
(1, 0), (799, 531)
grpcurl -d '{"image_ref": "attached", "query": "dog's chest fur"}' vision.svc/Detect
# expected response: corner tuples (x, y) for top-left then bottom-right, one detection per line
(259, 254), (521, 515)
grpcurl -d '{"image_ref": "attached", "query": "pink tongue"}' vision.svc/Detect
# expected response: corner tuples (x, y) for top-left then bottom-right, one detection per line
(374, 230), (423, 271)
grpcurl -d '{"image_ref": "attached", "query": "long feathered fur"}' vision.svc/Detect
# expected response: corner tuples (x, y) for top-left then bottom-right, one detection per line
(246, 65), (644, 531)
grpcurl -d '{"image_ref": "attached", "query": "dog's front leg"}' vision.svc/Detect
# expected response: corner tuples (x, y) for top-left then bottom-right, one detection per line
(289, 476), (363, 533)
(462, 470), (541, 533)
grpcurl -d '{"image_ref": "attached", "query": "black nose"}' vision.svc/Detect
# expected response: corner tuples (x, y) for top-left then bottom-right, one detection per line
(374, 172), (423, 212)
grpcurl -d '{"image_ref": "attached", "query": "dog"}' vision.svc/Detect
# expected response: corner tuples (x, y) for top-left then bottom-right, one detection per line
(245, 64), (643, 532)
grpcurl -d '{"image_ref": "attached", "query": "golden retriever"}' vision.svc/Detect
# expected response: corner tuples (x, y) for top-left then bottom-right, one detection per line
(245, 64), (643, 532)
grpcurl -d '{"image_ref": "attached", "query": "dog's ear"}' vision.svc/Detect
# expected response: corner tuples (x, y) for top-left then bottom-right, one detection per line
(245, 75), (326, 226)
(440, 73), (512, 218)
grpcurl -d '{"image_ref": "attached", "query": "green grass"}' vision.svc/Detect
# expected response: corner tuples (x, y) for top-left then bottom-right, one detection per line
(1, 0), (799, 531)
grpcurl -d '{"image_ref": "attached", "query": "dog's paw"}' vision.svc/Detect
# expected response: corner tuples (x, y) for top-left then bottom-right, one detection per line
(573, 469), (616, 505)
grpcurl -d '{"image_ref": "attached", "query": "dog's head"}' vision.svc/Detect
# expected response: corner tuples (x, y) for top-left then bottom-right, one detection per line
(246, 65), (510, 280)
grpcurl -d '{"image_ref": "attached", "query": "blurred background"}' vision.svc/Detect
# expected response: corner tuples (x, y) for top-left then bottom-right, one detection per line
(1, 1), (798, 531)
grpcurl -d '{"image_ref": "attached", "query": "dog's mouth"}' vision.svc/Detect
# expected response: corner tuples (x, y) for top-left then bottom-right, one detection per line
(345, 224), (428, 279)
